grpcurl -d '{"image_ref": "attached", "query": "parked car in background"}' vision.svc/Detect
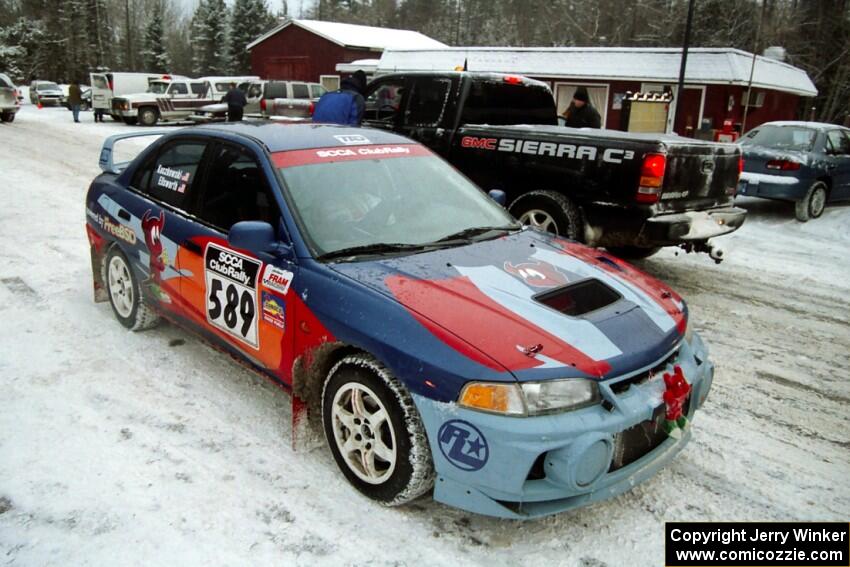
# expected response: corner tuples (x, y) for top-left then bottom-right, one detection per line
(29, 80), (64, 106)
(0, 73), (21, 122)
(739, 121), (850, 221)
(189, 80), (264, 123)
(263, 80), (325, 118)
(90, 72), (164, 121)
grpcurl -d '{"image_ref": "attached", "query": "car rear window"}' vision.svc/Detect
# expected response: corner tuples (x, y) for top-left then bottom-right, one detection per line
(92, 75), (108, 89)
(291, 84), (310, 99)
(264, 82), (288, 99)
(460, 81), (557, 126)
(741, 125), (816, 152)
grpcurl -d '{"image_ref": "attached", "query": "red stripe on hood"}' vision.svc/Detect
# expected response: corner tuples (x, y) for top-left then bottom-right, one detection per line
(386, 274), (611, 377)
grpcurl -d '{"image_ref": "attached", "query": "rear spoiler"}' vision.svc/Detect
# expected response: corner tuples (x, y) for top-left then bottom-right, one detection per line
(99, 130), (169, 174)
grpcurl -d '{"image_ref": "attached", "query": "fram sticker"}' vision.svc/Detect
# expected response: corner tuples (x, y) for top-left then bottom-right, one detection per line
(262, 265), (293, 295)
(438, 420), (489, 471)
(261, 291), (285, 330)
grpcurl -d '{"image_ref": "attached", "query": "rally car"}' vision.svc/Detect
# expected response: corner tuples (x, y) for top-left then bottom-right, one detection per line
(85, 123), (714, 519)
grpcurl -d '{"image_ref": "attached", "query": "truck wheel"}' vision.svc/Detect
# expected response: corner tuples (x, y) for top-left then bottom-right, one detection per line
(104, 247), (160, 331)
(795, 181), (827, 222)
(322, 355), (434, 506)
(606, 246), (661, 260)
(0, 111), (14, 123)
(139, 107), (159, 126)
(509, 190), (583, 240)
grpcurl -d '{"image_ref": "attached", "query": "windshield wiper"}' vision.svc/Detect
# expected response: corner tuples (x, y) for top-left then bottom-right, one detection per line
(318, 242), (432, 261)
(432, 225), (522, 244)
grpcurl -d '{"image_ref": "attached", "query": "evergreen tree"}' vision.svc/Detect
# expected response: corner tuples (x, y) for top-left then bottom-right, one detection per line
(191, 0), (229, 76)
(228, 0), (276, 74)
(142, 0), (170, 72)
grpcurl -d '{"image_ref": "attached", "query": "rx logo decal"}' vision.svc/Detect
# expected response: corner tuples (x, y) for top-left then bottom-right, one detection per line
(438, 420), (489, 471)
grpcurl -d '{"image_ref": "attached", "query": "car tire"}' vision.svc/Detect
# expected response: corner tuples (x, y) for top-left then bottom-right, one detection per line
(0, 111), (14, 123)
(104, 247), (160, 331)
(123, 117), (138, 126)
(606, 246), (661, 260)
(509, 190), (584, 240)
(795, 181), (828, 222)
(322, 355), (434, 506)
(139, 107), (159, 126)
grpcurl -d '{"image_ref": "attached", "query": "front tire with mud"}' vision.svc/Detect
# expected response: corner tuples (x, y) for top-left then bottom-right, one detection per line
(322, 355), (434, 505)
(509, 190), (583, 240)
(104, 247), (160, 331)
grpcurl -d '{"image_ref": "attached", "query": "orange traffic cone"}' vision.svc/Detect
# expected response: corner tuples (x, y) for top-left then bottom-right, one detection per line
(37, 102), (43, 109)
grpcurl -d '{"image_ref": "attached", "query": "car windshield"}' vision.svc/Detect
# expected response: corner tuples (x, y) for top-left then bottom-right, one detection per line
(278, 148), (517, 259)
(740, 125), (817, 152)
(37, 82), (59, 91)
(147, 81), (169, 94)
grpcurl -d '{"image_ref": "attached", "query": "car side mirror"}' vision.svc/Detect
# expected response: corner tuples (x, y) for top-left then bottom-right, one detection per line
(488, 189), (507, 206)
(228, 221), (291, 258)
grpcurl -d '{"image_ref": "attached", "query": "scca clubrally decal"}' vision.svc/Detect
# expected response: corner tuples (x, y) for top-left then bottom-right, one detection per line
(204, 243), (262, 349)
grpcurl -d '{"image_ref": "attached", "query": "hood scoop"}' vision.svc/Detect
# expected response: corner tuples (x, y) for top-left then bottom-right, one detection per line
(534, 278), (622, 317)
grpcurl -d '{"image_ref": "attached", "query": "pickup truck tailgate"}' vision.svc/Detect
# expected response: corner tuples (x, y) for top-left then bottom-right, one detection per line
(658, 141), (740, 212)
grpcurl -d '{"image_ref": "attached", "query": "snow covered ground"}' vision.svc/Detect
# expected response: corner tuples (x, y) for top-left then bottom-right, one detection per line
(1, 105), (848, 566)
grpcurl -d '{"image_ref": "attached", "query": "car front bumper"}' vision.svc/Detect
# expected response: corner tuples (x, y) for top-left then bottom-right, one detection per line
(738, 172), (806, 201)
(413, 333), (714, 519)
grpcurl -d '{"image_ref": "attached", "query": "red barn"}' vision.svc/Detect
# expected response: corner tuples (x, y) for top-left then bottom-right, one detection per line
(376, 47), (818, 137)
(247, 19), (446, 91)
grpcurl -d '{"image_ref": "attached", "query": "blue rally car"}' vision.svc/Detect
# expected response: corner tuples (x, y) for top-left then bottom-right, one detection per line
(85, 123), (714, 519)
(738, 121), (850, 221)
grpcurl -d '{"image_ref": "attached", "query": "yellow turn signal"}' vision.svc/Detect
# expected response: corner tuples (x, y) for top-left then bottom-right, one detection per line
(458, 382), (525, 415)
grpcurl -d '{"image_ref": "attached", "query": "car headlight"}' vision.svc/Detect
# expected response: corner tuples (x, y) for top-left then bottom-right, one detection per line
(459, 379), (600, 416)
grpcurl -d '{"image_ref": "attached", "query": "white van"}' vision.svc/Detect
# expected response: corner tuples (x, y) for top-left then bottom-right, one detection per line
(89, 72), (163, 118)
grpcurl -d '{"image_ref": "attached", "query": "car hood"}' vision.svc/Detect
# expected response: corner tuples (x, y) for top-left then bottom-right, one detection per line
(329, 230), (687, 382)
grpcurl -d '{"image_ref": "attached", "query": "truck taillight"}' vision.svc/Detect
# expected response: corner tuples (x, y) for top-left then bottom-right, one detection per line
(309, 101), (315, 115)
(637, 153), (666, 203)
(503, 75), (523, 84)
(260, 98), (266, 111)
(738, 155), (744, 175)
(765, 159), (800, 171)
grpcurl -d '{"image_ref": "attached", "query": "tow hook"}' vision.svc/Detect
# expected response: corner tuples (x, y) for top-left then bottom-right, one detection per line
(679, 240), (725, 264)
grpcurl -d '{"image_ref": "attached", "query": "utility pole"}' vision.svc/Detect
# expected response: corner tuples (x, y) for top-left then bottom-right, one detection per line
(674, 0), (696, 134)
(742, 1), (765, 134)
(125, 0), (132, 70)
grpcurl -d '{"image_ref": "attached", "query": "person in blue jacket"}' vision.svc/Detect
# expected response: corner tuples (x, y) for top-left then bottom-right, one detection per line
(312, 70), (367, 126)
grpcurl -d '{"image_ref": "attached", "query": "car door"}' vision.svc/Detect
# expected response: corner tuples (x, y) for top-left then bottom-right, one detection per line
(362, 77), (409, 132)
(104, 138), (211, 320)
(825, 129), (850, 200)
(179, 140), (295, 372)
(244, 82), (263, 114)
(398, 76), (454, 151)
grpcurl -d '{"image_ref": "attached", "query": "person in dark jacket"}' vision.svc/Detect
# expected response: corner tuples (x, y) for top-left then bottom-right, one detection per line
(221, 82), (248, 122)
(561, 86), (602, 129)
(312, 70), (367, 126)
(68, 80), (83, 123)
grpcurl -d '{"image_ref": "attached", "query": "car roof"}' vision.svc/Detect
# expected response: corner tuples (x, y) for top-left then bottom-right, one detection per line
(191, 122), (419, 153)
(759, 121), (849, 132)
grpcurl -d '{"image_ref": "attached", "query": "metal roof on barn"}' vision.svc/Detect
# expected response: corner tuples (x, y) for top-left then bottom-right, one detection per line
(377, 47), (817, 97)
(247, 19), (447, 52)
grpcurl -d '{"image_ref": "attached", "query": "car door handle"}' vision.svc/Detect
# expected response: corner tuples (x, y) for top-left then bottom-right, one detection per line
(183, 240), (202, 255)
(117, 209), (131, 221)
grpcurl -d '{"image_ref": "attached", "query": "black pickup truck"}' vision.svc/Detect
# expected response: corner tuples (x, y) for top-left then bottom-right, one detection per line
(362, 71), (746, 260)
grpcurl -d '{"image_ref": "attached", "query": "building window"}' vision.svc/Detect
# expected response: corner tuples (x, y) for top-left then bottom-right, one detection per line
(320, 75), (340, 92)
(741, 90), (766, 108)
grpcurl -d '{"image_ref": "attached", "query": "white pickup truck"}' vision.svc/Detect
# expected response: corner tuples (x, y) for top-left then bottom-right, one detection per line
(111, 75), (258, 126)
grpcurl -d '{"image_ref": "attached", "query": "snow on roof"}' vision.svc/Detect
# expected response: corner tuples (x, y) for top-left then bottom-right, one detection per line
(377, 47), (818, 97)
(247, 19), (447, 51)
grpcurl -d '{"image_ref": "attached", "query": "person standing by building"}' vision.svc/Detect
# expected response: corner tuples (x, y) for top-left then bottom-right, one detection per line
(561, 86), (602, 129)
(221, 82), (247, 122)
(68, 80), (83, 123)
(312, 70), (367, 126)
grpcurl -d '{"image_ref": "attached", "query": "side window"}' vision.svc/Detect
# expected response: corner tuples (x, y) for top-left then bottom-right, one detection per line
(168, 83), (189, 95)
(827, 130), (850, 155)
(264, 81), (288, 99)
(146, 142), (207, 210)
(364, 81), (405, 123)
(291, 83), (310, 99)
(406, 79), (450, 126)
(248, 83), (263, 98)
(309, 84), (326, 99)
(190, 82), (208, 96)
(195, 144), (279, 232)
